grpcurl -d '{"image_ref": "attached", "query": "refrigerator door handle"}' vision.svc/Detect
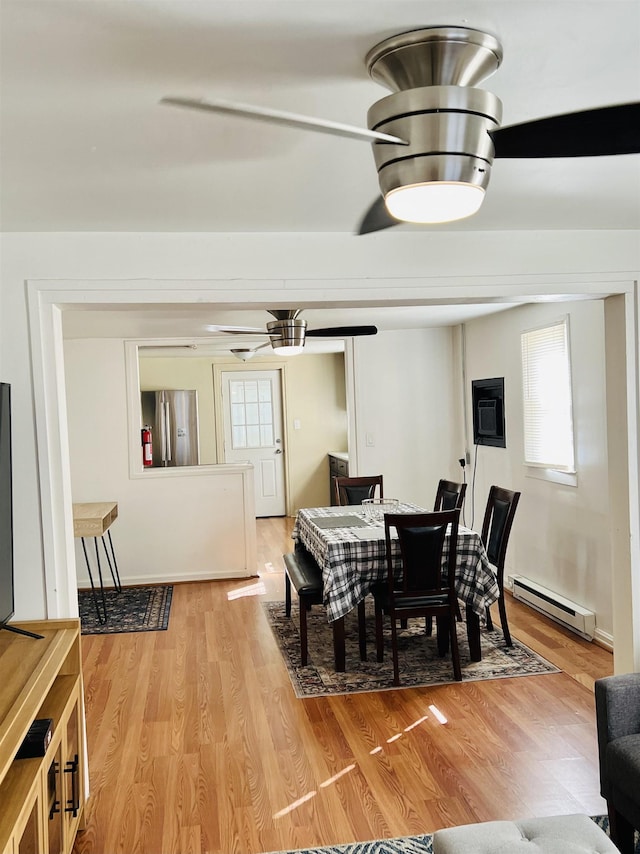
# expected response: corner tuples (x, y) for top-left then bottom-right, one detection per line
(158, 396), (166, 462)
(164, 400), (172, 462)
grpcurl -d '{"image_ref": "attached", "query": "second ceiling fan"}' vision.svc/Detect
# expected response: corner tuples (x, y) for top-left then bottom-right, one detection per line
(161, 25), (640, 235)
(208, 309), (377, 356)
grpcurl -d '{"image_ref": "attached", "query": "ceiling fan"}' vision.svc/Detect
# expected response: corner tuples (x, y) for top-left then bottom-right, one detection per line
(207, 309), (377, 355)
(160, 25), (640, 235)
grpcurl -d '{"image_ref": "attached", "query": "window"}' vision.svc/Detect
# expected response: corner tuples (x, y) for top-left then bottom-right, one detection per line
(521, 317), (575, 472)
(229, 378), (275, 449)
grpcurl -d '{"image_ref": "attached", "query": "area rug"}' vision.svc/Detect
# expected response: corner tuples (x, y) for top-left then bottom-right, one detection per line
(263, 600), (559, 698)
(260, 816), (637, 853)
(78, 584), (173, 635)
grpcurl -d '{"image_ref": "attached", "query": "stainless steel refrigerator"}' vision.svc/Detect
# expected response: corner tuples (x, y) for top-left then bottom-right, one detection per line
(141, 389), (200, 467)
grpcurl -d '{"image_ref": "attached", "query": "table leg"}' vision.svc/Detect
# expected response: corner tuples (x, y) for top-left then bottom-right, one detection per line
(101, 530), (122, 592)
(465, 604), (482, 661)
(332, 617), (346, 672)
(80, 537), (107, 624)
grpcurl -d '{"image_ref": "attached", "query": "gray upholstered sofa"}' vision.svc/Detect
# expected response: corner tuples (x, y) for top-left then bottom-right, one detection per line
(595, 673), (640, 854)
(432, 814), (616, 853)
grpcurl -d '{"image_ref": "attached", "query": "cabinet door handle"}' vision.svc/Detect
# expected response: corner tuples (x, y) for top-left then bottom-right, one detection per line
(64, 754), (80, 817)
(49, 760), (61, 819)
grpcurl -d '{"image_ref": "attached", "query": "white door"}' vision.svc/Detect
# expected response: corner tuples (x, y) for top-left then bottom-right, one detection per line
(222, 370), (286, 517)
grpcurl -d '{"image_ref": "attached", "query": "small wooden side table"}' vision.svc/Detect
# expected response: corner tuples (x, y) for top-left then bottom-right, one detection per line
(73, 501), (122, 623)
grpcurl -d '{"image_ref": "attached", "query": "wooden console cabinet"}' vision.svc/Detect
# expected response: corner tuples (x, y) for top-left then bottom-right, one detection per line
(0, 619), (86, 854)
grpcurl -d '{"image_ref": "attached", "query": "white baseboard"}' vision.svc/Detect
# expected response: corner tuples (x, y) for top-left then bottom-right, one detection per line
(593, 628), (613, 652)
(77, 569), (254, 590)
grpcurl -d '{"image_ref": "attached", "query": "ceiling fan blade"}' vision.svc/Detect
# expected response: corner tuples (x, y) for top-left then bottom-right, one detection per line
(356, 197), (401, 235)
(160, 96), (407, 145)
(306, 326), (378, 337)
(206, 324), (265, 334)
(490, 102), (640, 158)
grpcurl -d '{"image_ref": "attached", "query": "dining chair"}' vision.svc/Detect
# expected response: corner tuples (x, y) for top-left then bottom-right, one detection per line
(481, 485), (521, 647)
(334, 474), (384, 506)
(374, 508), (462, 685)
(430, 478), (466, 630)
(433, 478), (467, 511)
(335, 474), (384, 654)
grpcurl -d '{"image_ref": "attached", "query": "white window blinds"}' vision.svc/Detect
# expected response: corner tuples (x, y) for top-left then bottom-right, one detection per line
(521, 318), (575, 471)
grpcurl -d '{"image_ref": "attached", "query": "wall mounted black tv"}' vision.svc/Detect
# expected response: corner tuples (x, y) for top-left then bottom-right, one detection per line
(0, 382), (42, 639)
(472, 377), (506, 448)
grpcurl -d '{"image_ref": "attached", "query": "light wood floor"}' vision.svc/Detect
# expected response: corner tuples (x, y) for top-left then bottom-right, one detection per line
(73, 516), (613, 854)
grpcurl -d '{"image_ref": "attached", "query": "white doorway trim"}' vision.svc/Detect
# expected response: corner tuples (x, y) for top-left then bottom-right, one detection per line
(25, 274), (640, 675)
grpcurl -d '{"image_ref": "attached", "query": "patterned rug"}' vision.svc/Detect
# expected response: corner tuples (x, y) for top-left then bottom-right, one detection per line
(260, 816), (635, 853)
(78, 584), (173, 634)
(263, 600), (559, 698)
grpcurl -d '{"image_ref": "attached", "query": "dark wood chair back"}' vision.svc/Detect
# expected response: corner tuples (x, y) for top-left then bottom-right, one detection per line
(480, 485), (521, 646)
(380, 508), (462, 684)
(481, 485), (521, 574)
(433, 478), (467, 511)
(335, 475), (383, 506)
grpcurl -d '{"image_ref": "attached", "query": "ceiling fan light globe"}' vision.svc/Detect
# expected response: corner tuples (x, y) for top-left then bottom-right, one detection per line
(272, 344), (305, 356)
(230, 349), (257, 362)
(384, 182), (485, 224)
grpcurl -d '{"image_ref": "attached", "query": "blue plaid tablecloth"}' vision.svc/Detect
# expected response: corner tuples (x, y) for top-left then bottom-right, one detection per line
(292, 504), (499, 623)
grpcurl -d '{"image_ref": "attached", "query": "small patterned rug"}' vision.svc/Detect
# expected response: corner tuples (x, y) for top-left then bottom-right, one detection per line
(78, 584), (173, 635)
(260, 816), (635, 853)
(263, 599), (559, 698)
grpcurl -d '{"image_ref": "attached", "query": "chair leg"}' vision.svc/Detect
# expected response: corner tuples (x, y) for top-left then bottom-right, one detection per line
(449, 614), (462, 681)
(435, 616), (450, 656)
(455, 599), (462, 622)
(426, 615), (433, 636)
(285, 573), (292, 617)
(485, 604), (494, 631)
(497, 593), (513, 647)
(608, 803), (635, 854)
(390, 618), (400, 686)
(358, 599), (367, 661)
(299, 600), (309, 666)
(375, 599), (384, 663)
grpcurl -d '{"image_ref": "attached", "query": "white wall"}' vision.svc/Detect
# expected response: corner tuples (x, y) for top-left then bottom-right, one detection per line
(64, 338), (256, 586)
(350, 327), (465, 506)
(0, 230), (637, 650)
(463, 300), (613, 637)
(64, 339), (348, 586)
(64, 329), (458, 588)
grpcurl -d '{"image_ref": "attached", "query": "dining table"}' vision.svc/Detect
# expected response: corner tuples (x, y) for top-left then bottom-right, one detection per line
(291, 502), (500, 672)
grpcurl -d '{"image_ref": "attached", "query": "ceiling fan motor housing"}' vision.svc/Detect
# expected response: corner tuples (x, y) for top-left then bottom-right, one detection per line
(368, 86), (503, 201)
(267, 318), (307, 349)
(365, 26), (504, 212)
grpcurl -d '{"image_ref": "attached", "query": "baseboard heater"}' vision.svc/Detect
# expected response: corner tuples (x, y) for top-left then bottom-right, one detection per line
(510, 575), (596, 641)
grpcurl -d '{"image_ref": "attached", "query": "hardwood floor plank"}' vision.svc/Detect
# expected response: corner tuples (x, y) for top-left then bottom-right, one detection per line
(73, 517), (613, 854)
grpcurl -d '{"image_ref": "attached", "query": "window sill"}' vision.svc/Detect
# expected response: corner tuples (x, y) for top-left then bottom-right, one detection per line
(524, 466), (577, 487)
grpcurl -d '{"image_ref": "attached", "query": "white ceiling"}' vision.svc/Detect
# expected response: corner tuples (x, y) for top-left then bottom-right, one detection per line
(61, 302), (520, 354)
(2, 0), (639, 234)
(3, 0), (639, 344)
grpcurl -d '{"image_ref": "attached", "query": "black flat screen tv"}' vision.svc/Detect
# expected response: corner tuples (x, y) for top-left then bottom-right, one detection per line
(0, 382), (15, 627)
(472, 377), (506, 448)
(0, 383), (42, 639)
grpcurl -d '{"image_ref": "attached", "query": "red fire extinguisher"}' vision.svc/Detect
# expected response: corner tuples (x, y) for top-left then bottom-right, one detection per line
(141, 425), (153, 467)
